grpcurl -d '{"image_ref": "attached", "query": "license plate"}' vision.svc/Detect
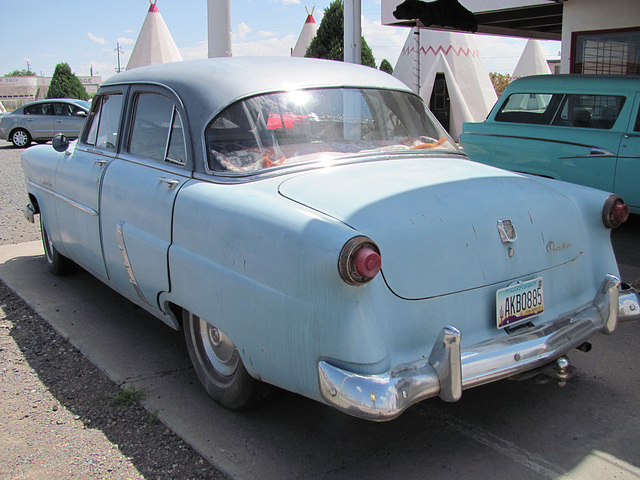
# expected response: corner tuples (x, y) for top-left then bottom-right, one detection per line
(496, 277), (544, 329)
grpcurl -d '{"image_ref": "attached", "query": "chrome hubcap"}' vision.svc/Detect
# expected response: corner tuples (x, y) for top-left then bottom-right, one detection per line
(199, 318), (239, 377)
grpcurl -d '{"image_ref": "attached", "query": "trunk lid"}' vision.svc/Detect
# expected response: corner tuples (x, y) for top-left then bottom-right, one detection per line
(278, 156), (586, 299)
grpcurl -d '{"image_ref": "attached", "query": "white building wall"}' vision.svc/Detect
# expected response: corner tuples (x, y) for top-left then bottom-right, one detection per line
(561, 0), (640, 73)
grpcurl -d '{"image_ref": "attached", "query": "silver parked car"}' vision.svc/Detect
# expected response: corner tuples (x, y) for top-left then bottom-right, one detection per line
(0, 98), (90, 147)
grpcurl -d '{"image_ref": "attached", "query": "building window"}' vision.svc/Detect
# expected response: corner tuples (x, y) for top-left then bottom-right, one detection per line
(572, 28), (640, 75)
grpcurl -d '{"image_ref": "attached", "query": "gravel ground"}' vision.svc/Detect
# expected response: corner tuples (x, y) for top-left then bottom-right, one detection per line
(0, 140), (227, 479)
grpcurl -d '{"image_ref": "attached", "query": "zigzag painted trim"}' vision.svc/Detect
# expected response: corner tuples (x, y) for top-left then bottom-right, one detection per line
(400, 45), (480, 58)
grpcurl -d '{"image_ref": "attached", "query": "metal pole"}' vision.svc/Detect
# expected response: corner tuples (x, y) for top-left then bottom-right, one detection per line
(344, 0), (361, 64)
(208, 0), (232, 57)
(412, 27), (421, 94)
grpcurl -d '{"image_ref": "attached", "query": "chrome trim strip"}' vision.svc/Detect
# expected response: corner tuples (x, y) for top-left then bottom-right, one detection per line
(27, 180), (98, 216)
(461, 131), (610, 152)
(319, 274), (624, 421)
(115, 221), (148, 305)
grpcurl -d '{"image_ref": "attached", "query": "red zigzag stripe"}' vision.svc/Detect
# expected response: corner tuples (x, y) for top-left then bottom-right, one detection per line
(400, 45), (480, 58)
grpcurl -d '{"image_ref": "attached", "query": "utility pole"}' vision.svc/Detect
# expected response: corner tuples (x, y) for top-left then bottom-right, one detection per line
(114, 42), (124, 73)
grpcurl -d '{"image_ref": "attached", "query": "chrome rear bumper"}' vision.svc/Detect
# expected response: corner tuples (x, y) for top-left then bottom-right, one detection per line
(319, 274), (639, 421)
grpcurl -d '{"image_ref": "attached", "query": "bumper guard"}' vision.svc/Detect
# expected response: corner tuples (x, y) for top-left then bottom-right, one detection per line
(319, 274), (640, 421)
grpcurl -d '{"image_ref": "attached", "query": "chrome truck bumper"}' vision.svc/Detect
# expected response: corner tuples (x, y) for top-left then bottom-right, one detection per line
(319, 274), (640, 421)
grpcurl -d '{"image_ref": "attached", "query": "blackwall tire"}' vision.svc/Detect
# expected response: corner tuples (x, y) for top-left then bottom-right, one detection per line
(40, 214), (77, 275)
(183, 310), (267, 410)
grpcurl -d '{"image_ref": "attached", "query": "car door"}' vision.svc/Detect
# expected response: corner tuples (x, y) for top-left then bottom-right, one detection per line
(23, 102), (55, 139)
(52, 101), (87, 138)
(100, 88), (190, 308)
(53, 88), (126, 280)
(613, 92), (640, 211)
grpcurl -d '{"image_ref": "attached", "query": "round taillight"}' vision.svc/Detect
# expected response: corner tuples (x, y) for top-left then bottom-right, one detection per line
(354, 247), (382, 278)
(602, 195), (629, 229)
(338, 236), (382, 285)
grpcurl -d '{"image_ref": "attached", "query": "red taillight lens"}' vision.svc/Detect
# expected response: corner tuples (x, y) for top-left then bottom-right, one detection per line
(338, 236), (381, 285)
(602, 195), (629, 229)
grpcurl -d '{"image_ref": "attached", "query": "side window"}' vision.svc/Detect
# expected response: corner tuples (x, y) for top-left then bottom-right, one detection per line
(83, 94), (123, 151)
(634, 103), (640, 132)
(41, 103), (55, 116)
(53, 103), (72, 116)
(496, 93), (562, 125)
(129, 93), (186, 164)
(552, 94), (625, 129)
(23, 104), (43, 115)
(495, 93), (558, 124)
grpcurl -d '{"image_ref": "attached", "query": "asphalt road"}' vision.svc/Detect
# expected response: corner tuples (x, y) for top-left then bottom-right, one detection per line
(1, 140), (639, 479)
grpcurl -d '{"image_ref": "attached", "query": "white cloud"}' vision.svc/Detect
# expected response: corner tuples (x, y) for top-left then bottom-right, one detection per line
(117, 37), (135, 45)
(281, 0), (300, 4)
(361, 15), (407, 66)
(234, 34), (298, 57)
(179, 42), (208, 61)
(234, 22), (252, 41)
(88, 32), (106, 44)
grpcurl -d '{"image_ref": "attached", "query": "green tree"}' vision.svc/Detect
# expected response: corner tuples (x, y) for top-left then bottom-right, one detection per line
(4, 69), (36, 77)
(46, 63), (89, 100)
(379, 59), (394, 74)
(489, 72), (513, 97)
(305, 0), (377, 68)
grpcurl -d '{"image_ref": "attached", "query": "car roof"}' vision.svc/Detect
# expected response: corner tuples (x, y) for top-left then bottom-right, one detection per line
(505, 74), (640, 94)
(102, 57), (413, 125)
(23, 98), (89, 105)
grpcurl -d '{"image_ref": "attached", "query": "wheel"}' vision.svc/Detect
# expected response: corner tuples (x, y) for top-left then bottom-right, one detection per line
(10, 129), (32, 148)
(183, 310), (266, 409)
(40, 214), (76, 275)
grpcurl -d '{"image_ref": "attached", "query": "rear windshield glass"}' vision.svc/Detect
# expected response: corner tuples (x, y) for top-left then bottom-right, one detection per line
(206, 88), (459, 173)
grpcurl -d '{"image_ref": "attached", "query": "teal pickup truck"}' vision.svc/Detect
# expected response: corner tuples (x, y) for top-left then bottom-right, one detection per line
(460, 75), (640, 213)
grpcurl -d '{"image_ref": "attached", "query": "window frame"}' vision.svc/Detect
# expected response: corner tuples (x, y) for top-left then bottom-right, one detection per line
(80, 87), (126, 153)
(126, 91), (188, 166)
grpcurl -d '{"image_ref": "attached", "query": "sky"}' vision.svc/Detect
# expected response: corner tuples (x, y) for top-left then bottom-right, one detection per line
(1, 0), (561, 79)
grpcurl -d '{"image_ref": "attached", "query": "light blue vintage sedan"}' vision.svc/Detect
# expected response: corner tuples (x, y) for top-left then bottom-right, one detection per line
(21, 58), (640, 421)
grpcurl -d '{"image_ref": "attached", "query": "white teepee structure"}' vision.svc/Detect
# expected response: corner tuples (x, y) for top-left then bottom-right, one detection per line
(292, 6), (318, 57)
(394, 30), (497, 141)
(126, 0), (183, 70)
(512, 39), (552, 77)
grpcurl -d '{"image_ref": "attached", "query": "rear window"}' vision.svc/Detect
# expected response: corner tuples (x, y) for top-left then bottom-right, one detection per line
(551, 95), (625, 129)
(496, 92), (625, 129)
(206, 87), (459, 173)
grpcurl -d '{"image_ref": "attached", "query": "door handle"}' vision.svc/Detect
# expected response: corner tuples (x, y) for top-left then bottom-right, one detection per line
(94, 159), (108, 167)
(157, 177), (180, 189)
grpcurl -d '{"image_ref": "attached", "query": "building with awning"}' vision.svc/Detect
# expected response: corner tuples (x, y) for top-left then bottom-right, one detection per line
(382, 0), (639, 75)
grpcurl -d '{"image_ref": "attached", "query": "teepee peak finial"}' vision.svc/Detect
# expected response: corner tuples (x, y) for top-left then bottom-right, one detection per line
(305, 5), (315, 16)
